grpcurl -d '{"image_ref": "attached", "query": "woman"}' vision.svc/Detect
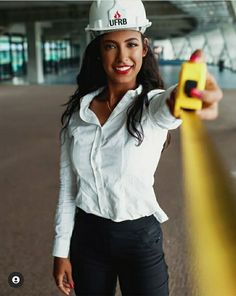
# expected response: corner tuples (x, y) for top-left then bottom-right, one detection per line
(52, 1), (223, 295)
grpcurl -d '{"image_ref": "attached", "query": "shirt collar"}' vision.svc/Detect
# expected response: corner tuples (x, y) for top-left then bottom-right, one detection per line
(79, 87), (105, 125)
(79, 85), (143, 125)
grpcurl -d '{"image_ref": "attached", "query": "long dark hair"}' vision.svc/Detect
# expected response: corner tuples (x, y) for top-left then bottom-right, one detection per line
(60, 33), (170, 148)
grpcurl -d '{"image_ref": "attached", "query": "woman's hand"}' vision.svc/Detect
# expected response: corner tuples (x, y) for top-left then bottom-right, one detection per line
(167, 49), (223, 120)
(53, 257), (74, 295)
(196, 69), (223, 120)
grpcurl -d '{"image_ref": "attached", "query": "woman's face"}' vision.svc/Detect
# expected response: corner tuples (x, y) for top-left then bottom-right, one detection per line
(100, 30), (148, 88)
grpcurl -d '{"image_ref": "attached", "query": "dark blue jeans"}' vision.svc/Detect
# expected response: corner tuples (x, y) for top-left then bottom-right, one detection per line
(70, 208), (169, 296)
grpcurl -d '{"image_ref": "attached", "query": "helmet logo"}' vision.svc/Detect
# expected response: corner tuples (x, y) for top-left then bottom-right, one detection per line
(114, 11), (121, 19)
(109, 6), (127, 27)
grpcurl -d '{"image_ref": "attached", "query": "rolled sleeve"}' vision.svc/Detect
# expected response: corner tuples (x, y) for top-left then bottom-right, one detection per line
(52, 129), (77, 258)
(148, 85), (182, 129)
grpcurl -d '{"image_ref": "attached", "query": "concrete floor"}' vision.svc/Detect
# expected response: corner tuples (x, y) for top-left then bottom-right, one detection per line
(0, 84), (235, 296)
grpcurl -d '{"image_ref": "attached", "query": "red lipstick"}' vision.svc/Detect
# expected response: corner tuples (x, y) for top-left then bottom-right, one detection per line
(114, 65), (133, 75)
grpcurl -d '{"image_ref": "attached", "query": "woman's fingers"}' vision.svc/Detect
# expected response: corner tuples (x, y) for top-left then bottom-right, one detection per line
(196, 101), (219, 120)
(201, 87), (223, 104)
(203, 71), (223, 104)
(192, 87), (222, 120)
(63, 279), (71, 289)
(167, 49), (223, 120)
(189, 51), (223, 120)
(190, 49), (205, 62)
(53, 257), (74, 295)
(55, 275), (71, 295)
(196, 70), (223, 120)
(65, 270), (75, 289)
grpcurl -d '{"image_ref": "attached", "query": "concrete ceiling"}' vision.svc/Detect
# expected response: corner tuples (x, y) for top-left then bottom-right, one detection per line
(170, 0), (235, 34)
(0, 1), (235, 40)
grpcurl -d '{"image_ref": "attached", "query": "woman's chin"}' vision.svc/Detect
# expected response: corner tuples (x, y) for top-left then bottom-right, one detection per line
(110, 76), (136, 86)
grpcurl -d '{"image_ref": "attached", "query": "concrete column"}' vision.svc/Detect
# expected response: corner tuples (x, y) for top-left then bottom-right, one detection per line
(26, 22), (44, 84)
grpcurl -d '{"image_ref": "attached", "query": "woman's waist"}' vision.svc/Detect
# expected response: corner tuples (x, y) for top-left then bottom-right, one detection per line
(75, 206), (159, 232)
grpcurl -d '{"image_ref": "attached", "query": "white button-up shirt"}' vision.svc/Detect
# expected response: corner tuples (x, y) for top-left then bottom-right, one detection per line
(53, 85), (182, 258)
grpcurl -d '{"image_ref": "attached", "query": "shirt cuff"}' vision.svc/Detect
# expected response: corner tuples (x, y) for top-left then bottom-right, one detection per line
(52, 237), (71, 258)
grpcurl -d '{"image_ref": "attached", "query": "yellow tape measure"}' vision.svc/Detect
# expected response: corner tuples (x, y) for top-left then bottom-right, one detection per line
(181, 111), (236, 296)
(175, 59), (236, 295)
(174, 60), (207, 117)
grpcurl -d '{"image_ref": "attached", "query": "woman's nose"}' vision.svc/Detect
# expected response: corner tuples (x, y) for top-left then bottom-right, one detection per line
(116, 47), (129, 63)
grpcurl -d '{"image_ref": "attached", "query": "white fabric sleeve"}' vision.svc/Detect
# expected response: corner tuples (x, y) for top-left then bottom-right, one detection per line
(148, 85), (182, 130)
(52, 129), (77, 258)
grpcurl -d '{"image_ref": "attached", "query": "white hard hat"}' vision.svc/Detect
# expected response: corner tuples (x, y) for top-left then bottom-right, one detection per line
(85, 0), (152, 35)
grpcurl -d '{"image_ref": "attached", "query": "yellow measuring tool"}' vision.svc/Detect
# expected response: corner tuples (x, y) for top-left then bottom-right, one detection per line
(174, 60), (206, 118)
(175, 59), (236, 295)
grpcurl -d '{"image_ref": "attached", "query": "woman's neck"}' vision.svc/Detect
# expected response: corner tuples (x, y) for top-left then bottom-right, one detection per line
(105, 81), (138, 107)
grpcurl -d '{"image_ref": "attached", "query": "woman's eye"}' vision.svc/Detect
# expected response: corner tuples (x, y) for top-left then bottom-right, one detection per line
(128, 43), (138, 47)
(105, 44), (116, 50)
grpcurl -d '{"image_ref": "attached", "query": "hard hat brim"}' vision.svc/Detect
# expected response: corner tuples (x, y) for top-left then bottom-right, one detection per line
(85, 21), (152, 34)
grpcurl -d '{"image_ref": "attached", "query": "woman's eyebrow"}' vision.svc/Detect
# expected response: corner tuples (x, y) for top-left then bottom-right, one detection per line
(103, 38), (139, 43)
(103, 39), (117, 43)
(125, 38), (139, 42)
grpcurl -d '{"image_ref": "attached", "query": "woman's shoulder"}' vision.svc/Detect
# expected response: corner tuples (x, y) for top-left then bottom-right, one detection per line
(146, 88), (166, 101)
(146, 85), (177, 102)
(63, 111), (80, 138)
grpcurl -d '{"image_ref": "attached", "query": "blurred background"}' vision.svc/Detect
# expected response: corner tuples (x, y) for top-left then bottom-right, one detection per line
(0, 0), (236, 87)
(0, 1), (235, 296)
